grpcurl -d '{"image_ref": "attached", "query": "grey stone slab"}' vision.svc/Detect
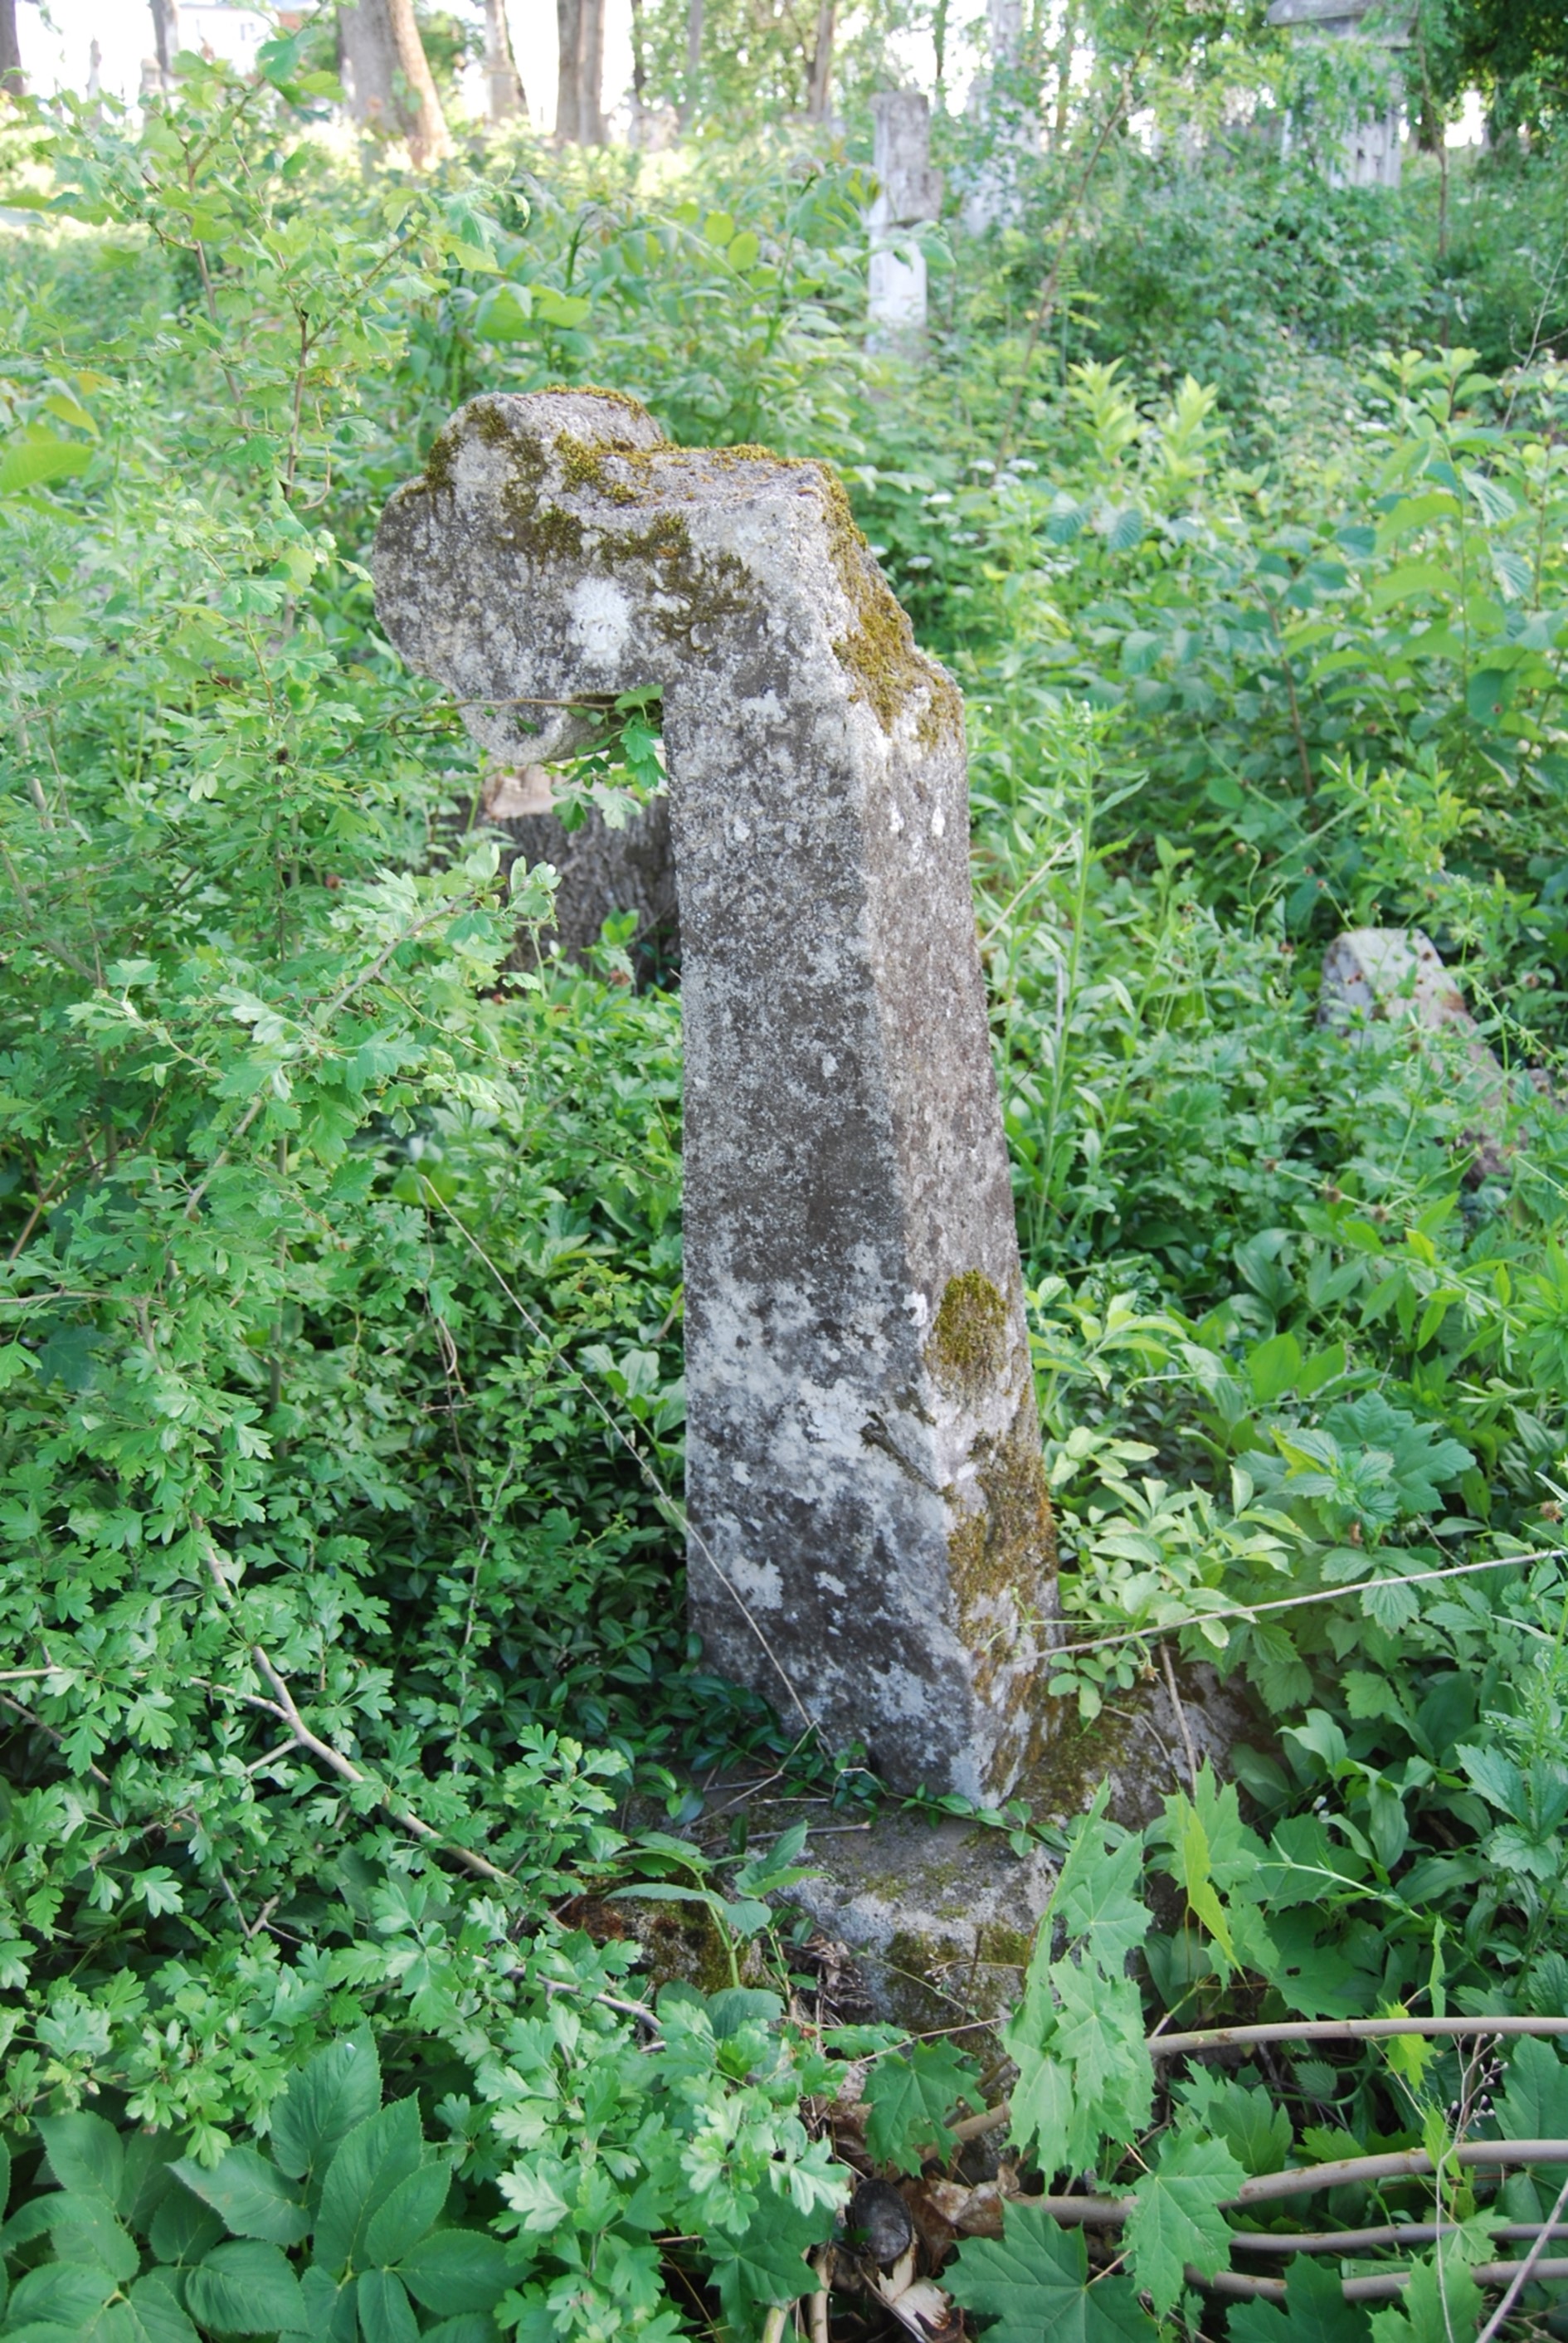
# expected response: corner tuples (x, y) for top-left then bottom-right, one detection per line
(1319, 926), (1512, 1175)
(373, 390), (1055, 1799)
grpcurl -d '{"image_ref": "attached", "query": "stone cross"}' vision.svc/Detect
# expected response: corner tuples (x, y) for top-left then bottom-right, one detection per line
(374, 390), (1054, 1799)
(869, 90), (942, 343)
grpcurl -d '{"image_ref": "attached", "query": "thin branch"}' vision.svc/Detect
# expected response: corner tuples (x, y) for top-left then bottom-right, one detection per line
(1046, 1544), (1550, 1663)
(1193, 2258), (1568, 2306)
(1475, 2170), (1568, 2343)
(1234, 2224), (1568, 2255)
(0, 1691), (112, 1787)
(1151, 2017), (1568, 2060)
(195, 1550), (514, 1888)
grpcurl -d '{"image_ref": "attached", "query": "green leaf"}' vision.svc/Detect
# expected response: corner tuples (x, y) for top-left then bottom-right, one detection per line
(1230, 2252), (1372, 2343)
(532, 288), (590, 329)
(270, 2031), (381, 2186)
(6, 2263), (118, 2329)
(1495, 2036), (1568, 2142)
(186, 2241), (307, 2335)
(363, 2163), (448, 2268)
(1123, 2131), (1244, 2315)
(947, 2200), (1157, 2343)
(149, 2186), (227, 2266)
(1048, 1795), (1151, 1970)
(171, 2147), (310, 2246)
(1367, 2249), (1483, 2343)
(38, 2111), (124, 2211)
(314, 2098), (424, 2278)
(356, 2270), (418, 2343)
(120, 2272), (201, 2343)
(283, 2266), (357, 2343)
(0, 435), (91, 494)
(707, 2196), (832, 2337)
(46, 2194), (140, 2282)
(1466, 665), (1516, 725)
(418, 2321), (495, 2343)
(397, 2229), (512, 2315)
(863, 2040), (980, 2170)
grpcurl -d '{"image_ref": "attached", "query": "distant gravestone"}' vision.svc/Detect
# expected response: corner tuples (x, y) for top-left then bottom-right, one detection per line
(1267, 0), (1410, 189)
(1319, 927), (1511, 1176)
(374, 390), (1055, 1799)
(869, 90), (942, 344)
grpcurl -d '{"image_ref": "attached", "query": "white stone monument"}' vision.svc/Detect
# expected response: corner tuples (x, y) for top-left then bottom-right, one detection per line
(869, 90), (943, 345)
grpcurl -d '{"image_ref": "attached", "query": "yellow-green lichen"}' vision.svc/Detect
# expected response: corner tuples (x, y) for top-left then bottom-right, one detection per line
(928, 1269), (1010, 1393)
(817, 469), (962, 750)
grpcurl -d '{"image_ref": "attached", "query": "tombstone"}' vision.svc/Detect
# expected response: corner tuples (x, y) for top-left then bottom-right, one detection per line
(1268, 0), (1410, 189)
(868, 90), (942, 346)
(961, 0), (1038, 234)
(373, 390), (1055, 1800)
(1319, 928), (1510, 1176)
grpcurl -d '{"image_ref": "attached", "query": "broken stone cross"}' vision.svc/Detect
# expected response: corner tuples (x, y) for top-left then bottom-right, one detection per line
(374, 390), (1054, 1798)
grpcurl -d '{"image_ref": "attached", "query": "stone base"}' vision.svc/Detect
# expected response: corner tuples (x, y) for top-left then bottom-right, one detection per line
(779, 1662), (1263, 2029)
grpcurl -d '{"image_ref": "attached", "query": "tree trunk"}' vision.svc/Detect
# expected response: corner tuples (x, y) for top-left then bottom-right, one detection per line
(630, 0), (645, 112)
(338, 0), (398, 127)
(384, 0), (453, 165)
(0, 0), (23, 99)
(1050, 0), (1077, 144)
(806, 0), (835, 119)
(556, 0), (606, 144)
(681, 0), (702, 125)
(149, 0), (181, 81)
(483, 0), (523, 119)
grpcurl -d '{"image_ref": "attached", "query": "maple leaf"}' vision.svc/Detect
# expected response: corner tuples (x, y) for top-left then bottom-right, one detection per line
(1230, 2253), (1374, 2343)
(947, 2199), (1157, 2343)
(1123, 2129), (1245, 2316)
(864, 2040), (981, 2171)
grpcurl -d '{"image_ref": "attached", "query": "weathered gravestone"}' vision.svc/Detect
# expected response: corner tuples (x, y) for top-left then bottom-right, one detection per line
(1267, 0), (1410, 190)
(868, 90), (942, 344)
(374, 389), (1055, 1799)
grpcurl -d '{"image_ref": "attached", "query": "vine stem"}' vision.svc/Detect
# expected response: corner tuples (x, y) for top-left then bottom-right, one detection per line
(958, 2141), (1568, 2217)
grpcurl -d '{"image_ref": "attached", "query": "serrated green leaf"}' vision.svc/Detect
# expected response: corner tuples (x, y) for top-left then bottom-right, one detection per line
(6, 2262), (118, 2328)
(1367, 2248), (1483, 2343)
(863, 2040), (979, 2170)
(396, 2228), (511, 2316)
(120, 2271), (201, 2343)
(314, 2097), (422, 2277)
(707, 2195), (833, 2338)
(1124, 2131), (1244, 2315)
(948, 2199), (1157, 2343)
(270, 2030), (380, 2186)
(356, 2269), (418, 2343)
(363, 2161), (448, 2268)
(186, 2240), (306, 2335)
(170, 2146), (309, 2246)
(38, 2111), (124, 2211)
(0, 435), (92, 494)
(1230, 2252), (1372, 2343)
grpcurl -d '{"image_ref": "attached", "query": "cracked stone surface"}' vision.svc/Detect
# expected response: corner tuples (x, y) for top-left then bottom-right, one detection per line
(374, 388), (1054, 1798)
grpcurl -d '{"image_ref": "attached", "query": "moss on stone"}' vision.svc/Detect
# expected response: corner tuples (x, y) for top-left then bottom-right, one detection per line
(816, 469), (962, 751)
(929, 1269), (1010, 1392)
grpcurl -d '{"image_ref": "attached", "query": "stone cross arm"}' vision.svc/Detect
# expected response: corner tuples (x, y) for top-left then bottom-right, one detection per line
(374, 390), (1054, 1799)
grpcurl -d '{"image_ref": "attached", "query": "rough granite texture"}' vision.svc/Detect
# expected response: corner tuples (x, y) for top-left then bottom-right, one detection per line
(373, 390), (1055, 1799)
(780, 1659), (1258, 2027)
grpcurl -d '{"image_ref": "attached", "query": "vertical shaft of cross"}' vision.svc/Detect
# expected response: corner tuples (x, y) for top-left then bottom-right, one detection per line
(373, 388), (1055, 1796)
